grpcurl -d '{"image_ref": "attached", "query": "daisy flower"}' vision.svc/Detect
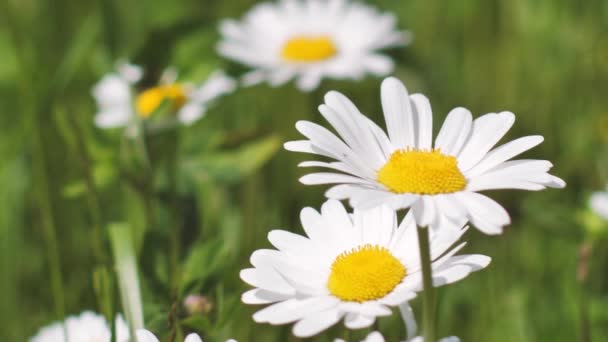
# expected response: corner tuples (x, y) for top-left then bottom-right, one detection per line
(30, 311), (129, 342)
(335, 331), (460, 342)
(240, 200), (490, 337)
(135, 329), (236, 342)
(218, 0), (411, 91)
(589, 186), (608, 220)
(285, 77), (565, 234)
(92, 63), (236, 129)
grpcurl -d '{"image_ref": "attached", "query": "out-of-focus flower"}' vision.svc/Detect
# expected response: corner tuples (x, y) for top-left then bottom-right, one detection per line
(135, 329), (236, 342)
(579, 186), (608, 238)
(218, 0), (410, 91)
(183, 294), (214, 315)
(30, 311), (129, 342)
(240, 200), (490, 338)
(285, 77), (565, 234)
(92, 63), (236, 129)
(589, 187), (608, 220)
(335, 331), (460, 342)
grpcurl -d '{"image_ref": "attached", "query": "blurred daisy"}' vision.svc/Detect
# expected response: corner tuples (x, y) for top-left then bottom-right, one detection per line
(218, 0), (410, 91)
(135, 329), (236, 342)
(335, 331), (460, 342)
(92, 63), (236, 128)
(589, 186), (608, 220)
(240, 200), (490, 337)
(30, 311), (128, 342)
(285, 77), (565, 234)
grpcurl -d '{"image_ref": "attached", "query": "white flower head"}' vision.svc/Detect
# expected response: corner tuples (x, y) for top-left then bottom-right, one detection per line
(336, 331), (460, 342)
(30, 311), (129, 342)
(92, 63), (236, 129)
(135, 329), (236, 342)
(218, 0), (411, 91)
(285, 77), (566, 234)
(589, 186), (608, 220)
(240, 200), (490, 338)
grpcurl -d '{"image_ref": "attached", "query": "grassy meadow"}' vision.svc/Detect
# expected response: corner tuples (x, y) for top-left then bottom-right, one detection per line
(1, 0), (608, 341)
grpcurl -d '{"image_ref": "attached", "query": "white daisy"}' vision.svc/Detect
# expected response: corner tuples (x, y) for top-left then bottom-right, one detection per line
(92, 63), (236, 128)
(335, 331), (460, 342)
(30, 311), (129, 342)
(589, 186), (608, 220)
(285, 77), (566, 234)
(240, 200), (490, 338)
(218, 0), (411, 91)
(135, 329), (236, 342)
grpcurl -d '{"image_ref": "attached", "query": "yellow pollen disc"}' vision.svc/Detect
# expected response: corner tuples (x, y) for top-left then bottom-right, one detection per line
(135, 84), (187, 118)
(377, 148), (467, 195)
(327, 244), (406, 302)
(281, 35), (337, 62)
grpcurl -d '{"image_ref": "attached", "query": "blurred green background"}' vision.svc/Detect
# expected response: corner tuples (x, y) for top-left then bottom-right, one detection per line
(1, 0), (608, 341)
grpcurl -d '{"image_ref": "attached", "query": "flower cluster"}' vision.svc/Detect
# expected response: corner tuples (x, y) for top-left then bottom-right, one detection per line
(30, 0), (568, 341)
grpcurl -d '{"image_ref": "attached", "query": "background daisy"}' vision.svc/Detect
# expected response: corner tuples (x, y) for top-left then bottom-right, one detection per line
(285, 77), (565, 234)
(241, 200), (489, 337)
(93, 64), (235, 129)
(218, 0), (411, 91)
(30, 311), (129, 342)
(335, 331), (460, 342)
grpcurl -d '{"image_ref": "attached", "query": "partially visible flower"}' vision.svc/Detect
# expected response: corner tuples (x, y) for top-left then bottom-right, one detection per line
(590, 186), (608, 220)
(218, 0), (410, 91)
(285, 77), (565, 234)
(135, 329), (236, 342)
(336, 331), (460, 342)
(30, 311), (129, 342)
(92, 63), (236, 129)
(240, 200), (490, 338)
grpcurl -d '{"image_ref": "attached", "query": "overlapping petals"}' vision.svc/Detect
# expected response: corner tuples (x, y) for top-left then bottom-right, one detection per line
(285, 77), (565, 234)
(218, 0), (410, 91)
(240, 200), (490, 337)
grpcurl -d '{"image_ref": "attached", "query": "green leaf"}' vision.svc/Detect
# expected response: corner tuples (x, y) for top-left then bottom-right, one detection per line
(183, 134), (281, 185)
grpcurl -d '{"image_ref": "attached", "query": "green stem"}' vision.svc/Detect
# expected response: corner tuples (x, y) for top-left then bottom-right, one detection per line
(67, 114), (106, 263)
(417, 226), (436, 342)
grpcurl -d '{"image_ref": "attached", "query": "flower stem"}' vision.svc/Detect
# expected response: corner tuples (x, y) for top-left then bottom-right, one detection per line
(417, 226), (436, 342)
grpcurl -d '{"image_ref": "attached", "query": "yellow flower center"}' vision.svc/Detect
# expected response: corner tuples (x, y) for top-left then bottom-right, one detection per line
(377, 148), (467, 195)
(281, 35), (337, 62)
(327, 244), (405, 302)
(135, 84), (187, 118)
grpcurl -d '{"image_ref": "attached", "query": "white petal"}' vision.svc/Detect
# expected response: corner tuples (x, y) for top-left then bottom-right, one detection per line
(412, 196), (436, 227)
(300, 172), (373, 185)
(465, 135), (544, 177)
(191, 71), (236, 104)
(240, 268), (294, 295)
(184, 333), (203, 342)
(344, 313), (375, 329)
(432, 254), (491, 286)
(457, 192), (510, 235)
(242, 289), (291, 304)
(381, 77), (415, 149)
(267, 230), (312, 254)
(434, 107), (472, 156)
(94, 109), (132, 128)
(135, 330), (160, 342)
(292, 309), (343, 338)
(178, 103), (206, 125)
(457, 111), (516, 171)
(410, 94), (433, 150)
(253, 296), (339, 324)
